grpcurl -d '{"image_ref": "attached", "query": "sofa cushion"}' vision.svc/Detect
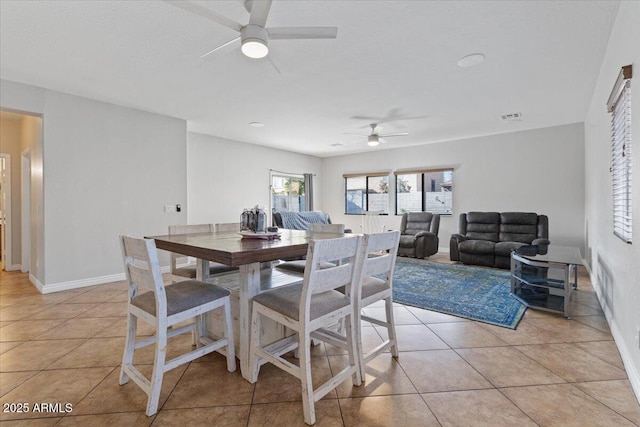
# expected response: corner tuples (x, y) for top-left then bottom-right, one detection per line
(499, 212), (539, 243)
(459, 239), (495, 255)
(465, 212), (500, 241)
(495, 241), (526, 257)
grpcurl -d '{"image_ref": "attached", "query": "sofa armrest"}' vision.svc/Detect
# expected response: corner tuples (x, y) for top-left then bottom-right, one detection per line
(415, 232), (438, 258)
(449, 233), (467, 261)
(532, 238), (550, 246)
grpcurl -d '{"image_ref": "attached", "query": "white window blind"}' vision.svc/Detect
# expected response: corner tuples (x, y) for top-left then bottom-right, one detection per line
(608, 65), (632, 243)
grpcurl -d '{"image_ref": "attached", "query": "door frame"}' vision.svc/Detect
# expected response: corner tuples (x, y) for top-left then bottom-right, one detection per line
(0, 153), (12, 269)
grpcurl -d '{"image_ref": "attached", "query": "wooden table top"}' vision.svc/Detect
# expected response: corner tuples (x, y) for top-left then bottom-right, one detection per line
(149, 229), (349, 267)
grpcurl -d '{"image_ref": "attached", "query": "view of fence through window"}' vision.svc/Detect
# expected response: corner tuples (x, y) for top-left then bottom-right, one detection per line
(272, 174), (306, 212)
(396, 169), (453, 215)
(345, 174), (389, 214)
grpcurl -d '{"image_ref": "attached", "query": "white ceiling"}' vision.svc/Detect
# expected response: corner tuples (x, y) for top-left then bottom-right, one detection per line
(0, 0), (620, 157)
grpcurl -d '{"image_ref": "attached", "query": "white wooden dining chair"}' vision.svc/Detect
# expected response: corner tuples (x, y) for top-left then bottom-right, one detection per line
(169, 224), (237, 282)
(357, 230), (401, 379)
(248, 235), (366, 425)
(275, 223), (346, 274)
(118, 236), (236, 416)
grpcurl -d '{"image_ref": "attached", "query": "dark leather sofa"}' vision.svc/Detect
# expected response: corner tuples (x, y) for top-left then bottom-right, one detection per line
(450, 212), (549, 269)
(398, 212), (440, 259)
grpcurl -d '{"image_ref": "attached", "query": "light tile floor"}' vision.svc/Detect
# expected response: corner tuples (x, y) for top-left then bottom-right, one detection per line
(1, 254), (639, 426)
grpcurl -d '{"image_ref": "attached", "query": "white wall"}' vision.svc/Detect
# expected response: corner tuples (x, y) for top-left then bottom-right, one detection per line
(0, 79), (188, 291)
(584, 0), (640, 402)
(187, 132), (322, 225)
(322, 123), (586, 252)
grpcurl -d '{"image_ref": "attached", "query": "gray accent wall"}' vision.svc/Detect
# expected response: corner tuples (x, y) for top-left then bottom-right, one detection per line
(321, 123), (586, 253)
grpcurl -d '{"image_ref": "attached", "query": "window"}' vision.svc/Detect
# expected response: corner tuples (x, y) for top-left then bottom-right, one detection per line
(271, 173), (306, 213)
(607, 65), (632, 243)
(395, 168), (453, 215)
(344, 172), (389, 214)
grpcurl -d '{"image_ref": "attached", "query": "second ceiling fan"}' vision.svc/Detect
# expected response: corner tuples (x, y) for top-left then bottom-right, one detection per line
(165, 0), (338, 60)
(346, 124), (408, 147)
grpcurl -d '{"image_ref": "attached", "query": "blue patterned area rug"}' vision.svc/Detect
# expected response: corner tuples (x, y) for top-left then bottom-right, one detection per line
(392, 258), (526, 329)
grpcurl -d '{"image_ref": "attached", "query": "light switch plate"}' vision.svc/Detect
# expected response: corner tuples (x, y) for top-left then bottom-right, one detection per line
(164, 205), (177, 213)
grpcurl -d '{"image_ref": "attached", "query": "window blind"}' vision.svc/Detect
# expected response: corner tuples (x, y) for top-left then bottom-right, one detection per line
(608, 65), (632, 243)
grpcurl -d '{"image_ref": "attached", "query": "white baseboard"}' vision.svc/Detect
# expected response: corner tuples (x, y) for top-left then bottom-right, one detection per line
(29, 272), (44, 292)
(4, 263), (22, 271)
(590, 273), (640, 406)
(38, 266), (171, 294)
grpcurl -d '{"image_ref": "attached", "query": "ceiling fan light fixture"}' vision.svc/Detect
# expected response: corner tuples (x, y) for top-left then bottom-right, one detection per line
(241, 25), (269, 58)
(367, 135), (380, 146)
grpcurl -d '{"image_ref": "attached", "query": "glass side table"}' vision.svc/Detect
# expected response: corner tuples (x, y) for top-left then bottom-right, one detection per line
(510, 245), (582, 318)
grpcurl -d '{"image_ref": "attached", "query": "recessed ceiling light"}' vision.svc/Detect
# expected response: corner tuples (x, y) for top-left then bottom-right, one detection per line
(330, 143), (343, 147)
(457, 53), (485, 68)
(249, 121), (264, 128)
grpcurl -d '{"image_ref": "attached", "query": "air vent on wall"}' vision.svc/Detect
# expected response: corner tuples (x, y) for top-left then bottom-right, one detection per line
(500, 112), (523, 121)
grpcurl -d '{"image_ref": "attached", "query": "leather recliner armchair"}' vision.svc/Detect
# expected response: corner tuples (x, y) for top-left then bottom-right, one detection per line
(450, 212), (549, 269)
(398, 212), (440, 259)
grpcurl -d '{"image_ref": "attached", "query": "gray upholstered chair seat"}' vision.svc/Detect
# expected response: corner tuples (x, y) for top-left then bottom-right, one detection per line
(173, 263), (237, 279)
(132, 280), (230, 316)
(275, 260), (337, 274)
(361, 276), (388, 299)
(251, 282), (349, 321)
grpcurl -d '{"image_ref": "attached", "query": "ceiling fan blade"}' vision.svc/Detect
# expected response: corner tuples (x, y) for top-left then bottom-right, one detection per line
(267, 27), (338, 40)
(198, 36), (241, 59)
(378, 114), (430, 124)
(248, 0), (272, 27)
(380, 132), (409, 138)
(342, 132), (368, 137)
(164, 0), (243, 33)
(267, 55), (282, 74)
(351, 115), (383, 122)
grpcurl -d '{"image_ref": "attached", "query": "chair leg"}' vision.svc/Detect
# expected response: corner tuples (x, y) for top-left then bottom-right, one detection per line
(248, 306), (262, 383)
(194, 314), (204, 348)
(385, 297), (399, 357)
(145, 328), (168, 416)
(346, 313), (363, 386)
(299, 331), (316, 426)
(223, 298), (236, 372)
(119, 312), (138, 385)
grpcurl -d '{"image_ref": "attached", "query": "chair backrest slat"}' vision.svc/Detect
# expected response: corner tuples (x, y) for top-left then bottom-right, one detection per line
(215, 222), (241, 232)
(363, 231), (400, 278)
(309, 223), (345, 233)
(120, 235), (165, 299)
(300, 236), (365, 318)
(168, 224), (215, 270)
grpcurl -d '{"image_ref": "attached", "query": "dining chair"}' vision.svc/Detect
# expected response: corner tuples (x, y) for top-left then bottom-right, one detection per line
(215, 222), (241, 232)
(118, 236), (236, 416)
(275, 223), (346, 274)
(169, 224), (237, 282)
(357, 230), (401, 379)
(248, 235), (366, 425)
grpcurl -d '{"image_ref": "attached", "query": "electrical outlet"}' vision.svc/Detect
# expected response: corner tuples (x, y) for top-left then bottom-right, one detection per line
(164, 205), (177, 213)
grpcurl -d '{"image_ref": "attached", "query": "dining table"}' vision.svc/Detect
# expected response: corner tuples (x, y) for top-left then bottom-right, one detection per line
(148, 228), (346, 380)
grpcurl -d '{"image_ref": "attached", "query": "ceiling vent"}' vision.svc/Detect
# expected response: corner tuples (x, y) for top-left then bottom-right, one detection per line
(500, 112), (523, 121)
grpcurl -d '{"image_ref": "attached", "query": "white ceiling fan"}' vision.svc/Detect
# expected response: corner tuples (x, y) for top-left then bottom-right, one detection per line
(164, 0), (338, 60)
(345, 124), (408, 147)
(351, 108), (429, 129)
